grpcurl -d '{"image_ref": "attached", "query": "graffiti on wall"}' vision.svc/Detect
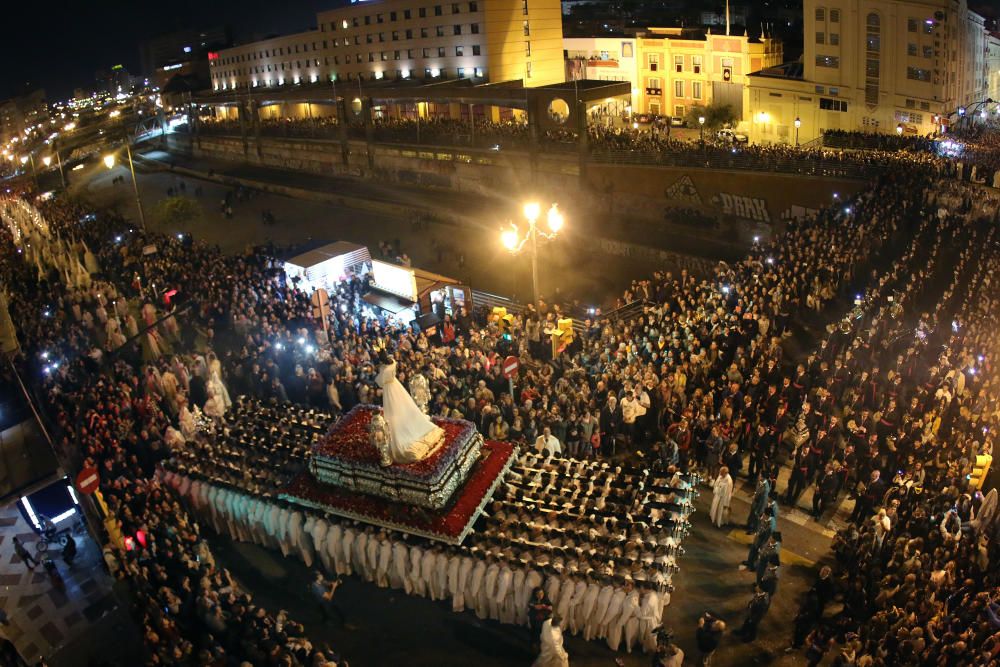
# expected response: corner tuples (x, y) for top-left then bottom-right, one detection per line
(710, 192), (771, 223)
(664, 175), (703, 206)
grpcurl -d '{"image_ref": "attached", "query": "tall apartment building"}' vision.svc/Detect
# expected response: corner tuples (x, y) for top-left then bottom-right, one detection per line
(210, 0), (564, 91)
(564, 30), (783, 120)
(0, 89), (48, 145)
(747, 0), (992, 144)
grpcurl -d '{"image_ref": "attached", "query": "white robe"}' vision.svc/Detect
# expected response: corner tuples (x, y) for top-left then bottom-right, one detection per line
(611, 590), (641, 653)
(483, 562), (501, 620)
(564, 580), (588, 635)
(454, 556), (474, 612)
(600, 589), (627, 643)
(638, 590), (662, 654)
(312, 518), (330, 572)
(392, 542), (410, 591)
(434, 551), (450, 602)
(496, 565), (516, 624)
(339, 527), (355, 576)
(409, 546), (427, 597)
(468, 560), (487, 617)
(421, 550), (438, 600)
(586, 585), (614, 641)
(446, 555), (461, 604)
(710, 474), (734, 527)
(556, 578), (576, 630)
(532, 619), (569, 667)
(365, 534), (379, 583)
(300, 515), (316, 567)
(376, 538), (393, 588)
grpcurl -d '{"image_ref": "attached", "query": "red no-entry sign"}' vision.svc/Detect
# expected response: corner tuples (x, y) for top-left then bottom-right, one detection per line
(76, 466), (100, 495)
(502, 355), (520, 379)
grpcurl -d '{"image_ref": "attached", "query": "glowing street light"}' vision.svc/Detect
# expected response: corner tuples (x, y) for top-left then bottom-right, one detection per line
(103, 154), (116, 169)
(794, 117), (801, 146)
(19, 155), (28, 165)
(698, 115), (706, 142)
(502, 201), (565, 302)
(42, 156), (52, 167)
(896, 124), (903, 136)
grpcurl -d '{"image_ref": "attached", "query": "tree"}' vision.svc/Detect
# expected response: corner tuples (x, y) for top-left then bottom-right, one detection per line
(685, 104), (737, 131)
(153, 196), (203, 229)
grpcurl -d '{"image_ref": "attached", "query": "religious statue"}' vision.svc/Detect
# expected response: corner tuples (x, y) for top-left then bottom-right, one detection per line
(369, 411), (393, 467)
(408, 372), (431, 414)
(375, 352), (445, 464)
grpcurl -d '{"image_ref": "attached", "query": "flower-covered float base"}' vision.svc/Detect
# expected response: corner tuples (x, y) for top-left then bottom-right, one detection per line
(285, 439), (515, 544)
(309, 405), (482, 510)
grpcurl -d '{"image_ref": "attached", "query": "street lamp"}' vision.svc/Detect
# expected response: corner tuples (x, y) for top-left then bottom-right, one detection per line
(104, 145), (146, 229)
(698, 115), (706, 142)
(896, 124), (903, 136)
(42, 156), (51, 168)
(794, 117), (801, 146)
(500, 201), (564, 302)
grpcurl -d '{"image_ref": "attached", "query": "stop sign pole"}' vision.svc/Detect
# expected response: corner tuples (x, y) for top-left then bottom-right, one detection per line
(502, 355), (519, 401)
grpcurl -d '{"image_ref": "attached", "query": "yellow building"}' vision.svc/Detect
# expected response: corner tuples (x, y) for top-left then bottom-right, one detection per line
(210, 0), (565, 91)
(748, 0), (993, 145)
(636, 29), (783, 120)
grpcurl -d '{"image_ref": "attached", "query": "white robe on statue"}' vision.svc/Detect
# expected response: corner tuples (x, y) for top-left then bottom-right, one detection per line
(375, 361), (445, 463)
(710, 473), (734, 527)
(532, 619), (570, 667)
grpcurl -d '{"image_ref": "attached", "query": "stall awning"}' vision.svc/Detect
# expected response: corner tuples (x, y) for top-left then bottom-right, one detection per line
(364, 289), (415, 315)
(412, 267), (462, 300)
(282, 241), (370, 271)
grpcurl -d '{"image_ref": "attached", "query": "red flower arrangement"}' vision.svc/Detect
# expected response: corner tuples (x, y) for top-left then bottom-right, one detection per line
(284, 439), (515, 542)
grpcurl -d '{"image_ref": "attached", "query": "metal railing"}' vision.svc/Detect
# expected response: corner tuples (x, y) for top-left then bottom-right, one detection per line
(192, 123), (888, 179)
(587, 148), (886, 179)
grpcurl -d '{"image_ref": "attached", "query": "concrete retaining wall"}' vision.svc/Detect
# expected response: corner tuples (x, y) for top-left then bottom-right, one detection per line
(184, 134), (866, 245)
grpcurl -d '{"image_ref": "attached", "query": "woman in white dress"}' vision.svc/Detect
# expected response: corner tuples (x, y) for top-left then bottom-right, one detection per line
(375, 354), (444, 463)
(532, 617), (570, 667)
(710, 466), (734, 528)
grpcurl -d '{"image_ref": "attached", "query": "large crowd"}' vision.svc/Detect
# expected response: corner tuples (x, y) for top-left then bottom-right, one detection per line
(196, 113), (1000, 185)
(2, 118), (1000, 666)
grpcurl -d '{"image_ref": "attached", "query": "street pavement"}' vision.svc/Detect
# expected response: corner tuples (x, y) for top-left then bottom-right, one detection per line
(209, 477), (837, 667)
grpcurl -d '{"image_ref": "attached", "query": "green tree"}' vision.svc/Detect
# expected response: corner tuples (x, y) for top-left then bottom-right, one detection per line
(153, 196), (203, 229)
(685, 104), (737, 131)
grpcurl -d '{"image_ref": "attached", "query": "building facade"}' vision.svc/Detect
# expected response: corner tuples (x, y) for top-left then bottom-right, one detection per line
(565, 30), (782, 120)
(988, 32), (1000, 104)
(0, 90), (48, 146)
(748, 0), (993, 144)
(210, 0), (564, 91)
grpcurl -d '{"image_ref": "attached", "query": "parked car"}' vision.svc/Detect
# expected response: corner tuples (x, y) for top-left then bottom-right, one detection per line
(669, 116), (687, 127)
(717, 128), (748, 143)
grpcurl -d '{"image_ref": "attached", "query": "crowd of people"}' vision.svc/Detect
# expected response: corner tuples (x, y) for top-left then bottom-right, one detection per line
(2, 116), (1000, 666)
(196, 112), (1000, 186)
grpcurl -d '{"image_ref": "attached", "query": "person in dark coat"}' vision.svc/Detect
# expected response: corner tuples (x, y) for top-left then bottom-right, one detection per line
(735, 584), (771, 641)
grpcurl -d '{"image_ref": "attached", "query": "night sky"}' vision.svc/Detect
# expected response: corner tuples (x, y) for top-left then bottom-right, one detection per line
(0, 0), (335, 101)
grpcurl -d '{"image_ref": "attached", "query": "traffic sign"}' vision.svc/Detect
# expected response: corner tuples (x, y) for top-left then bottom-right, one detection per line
(502, 355), (520, 379)
(76, 466), (100, 495)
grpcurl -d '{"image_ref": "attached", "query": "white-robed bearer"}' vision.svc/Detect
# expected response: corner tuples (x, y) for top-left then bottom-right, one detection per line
(637, 583), (663, 653)
(710, 466), (734, 528)
(532, 617), (570, 667)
